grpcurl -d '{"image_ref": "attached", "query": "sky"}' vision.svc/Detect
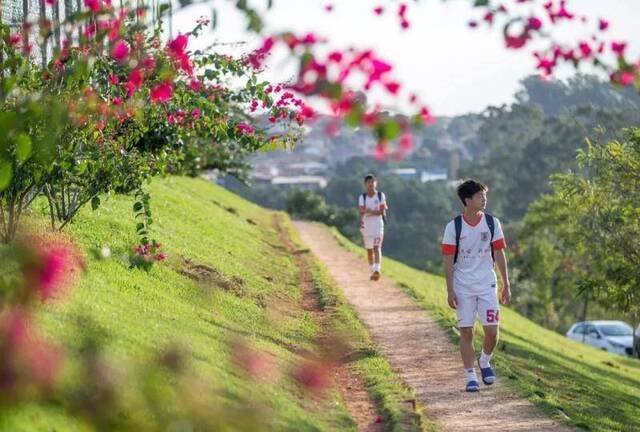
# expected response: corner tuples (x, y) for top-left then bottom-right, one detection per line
(171, 0), (640, 117)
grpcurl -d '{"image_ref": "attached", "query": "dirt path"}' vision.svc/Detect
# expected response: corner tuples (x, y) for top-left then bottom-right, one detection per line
(295, 222), (574, 432)
(274, 216), (385, 432)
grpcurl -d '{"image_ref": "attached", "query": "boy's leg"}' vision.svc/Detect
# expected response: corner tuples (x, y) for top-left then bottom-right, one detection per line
(455, 288), (480, 391)
(477, 289), (500, 385)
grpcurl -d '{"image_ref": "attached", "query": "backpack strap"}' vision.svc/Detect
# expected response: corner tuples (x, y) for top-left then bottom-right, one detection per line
(453, 215), (462, 264)
(361, 193), (367, 206)
(485, 213), (495, 263)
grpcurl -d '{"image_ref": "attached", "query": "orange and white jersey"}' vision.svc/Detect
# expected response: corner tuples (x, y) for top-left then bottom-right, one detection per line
(358, 192), (387, 234)
(441, 213), (506, 292)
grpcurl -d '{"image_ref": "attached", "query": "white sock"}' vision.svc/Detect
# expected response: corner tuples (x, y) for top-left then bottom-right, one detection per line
(479, 350), (492, 368)
(370, 264), (375, 273)
(374, 263), (381, 272)
(465, 368), (478, 382)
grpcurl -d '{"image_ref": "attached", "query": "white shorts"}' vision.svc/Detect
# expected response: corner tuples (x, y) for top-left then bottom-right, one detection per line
(361, 229), (383, 249)
(454, 283), (500, 327)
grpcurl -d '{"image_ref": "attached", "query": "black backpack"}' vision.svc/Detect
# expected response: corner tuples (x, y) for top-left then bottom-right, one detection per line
(453, 213), (495, 264)
(361, 191), (387, 224)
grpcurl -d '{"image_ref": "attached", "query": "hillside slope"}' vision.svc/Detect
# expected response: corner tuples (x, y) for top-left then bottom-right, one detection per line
(1, 177), (417, 431)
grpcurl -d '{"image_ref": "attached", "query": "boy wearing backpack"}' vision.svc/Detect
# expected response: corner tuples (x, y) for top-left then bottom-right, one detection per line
(441, 179), (511, 392)
(358, 174), (388, 281)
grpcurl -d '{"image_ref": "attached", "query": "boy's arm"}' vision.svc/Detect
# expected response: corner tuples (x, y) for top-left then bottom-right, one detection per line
(494, 248), (511, 304)
(443, 254), (457, 309)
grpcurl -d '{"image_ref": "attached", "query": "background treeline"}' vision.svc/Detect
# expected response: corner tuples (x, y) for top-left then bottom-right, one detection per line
(225, 74), (640, 334)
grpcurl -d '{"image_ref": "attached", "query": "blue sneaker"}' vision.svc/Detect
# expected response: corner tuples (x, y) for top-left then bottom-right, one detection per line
(465, 380), (480, 392)
(478, 360), (496, 385)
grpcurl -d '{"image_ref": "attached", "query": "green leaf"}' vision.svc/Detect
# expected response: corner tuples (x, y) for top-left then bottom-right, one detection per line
(0, 160), (12, 191)
(133, 202), (144, 212)
(474, 0), (490, 6)
(15, 133), (32, 163)
(91, 196), (101, 211)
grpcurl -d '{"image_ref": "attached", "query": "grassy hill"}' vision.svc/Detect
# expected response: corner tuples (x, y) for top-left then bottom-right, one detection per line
(1, 177), (420, 431)
(331, 229), (640, 432)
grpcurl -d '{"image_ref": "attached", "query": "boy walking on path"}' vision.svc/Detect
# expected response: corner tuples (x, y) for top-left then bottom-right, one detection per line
(441, 179), (511, 392)
(358, 174), (388, 281)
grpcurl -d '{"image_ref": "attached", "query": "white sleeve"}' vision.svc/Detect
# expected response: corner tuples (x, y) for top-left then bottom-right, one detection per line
(380, 192), (387, 207)
(493, 217), (505, 242)
(442, 221), (456, 246)
(358, 194), (364, 207)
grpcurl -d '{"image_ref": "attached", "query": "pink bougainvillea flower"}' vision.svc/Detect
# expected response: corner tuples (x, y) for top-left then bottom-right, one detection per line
(399, 132), (413, 153)
(112, 97), (123, 106)
(483, 12), (494, 24)
(505, 34), (529, 49)
(191, 108), (200, 120)
(611, 41), (627, 56)
(292, 360), (331, 392)
(619, 71), (636, 86)
(384, 81), (401, 94)
(179, 55), (194, 75)
(189, 79), (202, 91)
(420, 106), (434, 124)
(9, 33), (21, 47)
(324, 4), (333, 12)
(468, 20), (478, 28)
(125, 69), (143, 96)
(110, 39), (130, 62)
(84, 0), (101, 13)
(373, 141), (388, 161)
(328, 51), (343, 63)
(150, 81), (173, 104)
(598, 19), (609, 31)
(400, 19), (410, 29)
(45, 0), (57, 5)
(579, 42), (592, 58)
(373, 6), (384, 15)
(141, 55), (156, 70)
(237, 123), (255, 135)
(527, 17), (543, 30)
(168, 34), (188, 56)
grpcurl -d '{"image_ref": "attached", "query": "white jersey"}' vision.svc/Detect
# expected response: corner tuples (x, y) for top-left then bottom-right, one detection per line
(441, 213), (506, 292)
(358, 192), (387, 234)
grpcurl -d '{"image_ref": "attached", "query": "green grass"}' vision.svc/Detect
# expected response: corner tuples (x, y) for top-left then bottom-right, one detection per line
(282, 219), (434, 432)
(330, 227), (640, 432)
(2, 177), (361, 431)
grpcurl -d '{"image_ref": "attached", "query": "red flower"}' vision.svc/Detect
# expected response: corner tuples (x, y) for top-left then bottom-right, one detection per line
(385, 81), (401, 94)
(527, 17), (543, 30)
(611, 41), (627, 56)
(84, 0), (101, 13)
(328, 51), (343, 63)
(141, 55), (156, 70)
(619, 71), (636, 86)
(399, 132), (413, 152)
(168, 34), (188, 56)
(111, 39), (130, 62)
(189, 79), (202, 91)
(598, 19), (609, 31)
(579, 42), (592, 58)
(236, 123), (255, 135)
(420, 106), (434, 124)
(505, 34), (529, 49)
(373, 6), (384, 15)
(9, 33), (21, 47)
(269, 116), (276, 123)
(150, 81), (173, 104)
(126, 69), (143, 95)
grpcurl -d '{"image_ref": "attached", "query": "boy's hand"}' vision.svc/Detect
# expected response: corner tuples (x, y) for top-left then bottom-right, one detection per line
(447, 290), (458, 309)
(500, 283), (511, 305)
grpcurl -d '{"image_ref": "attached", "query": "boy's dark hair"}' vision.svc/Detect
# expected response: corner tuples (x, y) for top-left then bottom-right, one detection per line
(364, 174), (376, 183)
(457, 179), (488, 206)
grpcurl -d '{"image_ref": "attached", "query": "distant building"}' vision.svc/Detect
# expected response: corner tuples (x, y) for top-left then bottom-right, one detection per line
(420, 169), (448, 182)
(270, 176), (328, 190)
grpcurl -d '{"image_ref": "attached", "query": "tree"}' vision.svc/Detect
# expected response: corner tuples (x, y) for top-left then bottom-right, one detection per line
(519, 128), (640, 350)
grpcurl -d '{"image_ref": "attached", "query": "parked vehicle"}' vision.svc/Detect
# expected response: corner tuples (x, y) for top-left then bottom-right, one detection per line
(566, 321), (635, 357)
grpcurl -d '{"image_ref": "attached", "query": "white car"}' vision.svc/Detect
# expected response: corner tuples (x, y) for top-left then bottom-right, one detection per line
(566, 320), (635, 357)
